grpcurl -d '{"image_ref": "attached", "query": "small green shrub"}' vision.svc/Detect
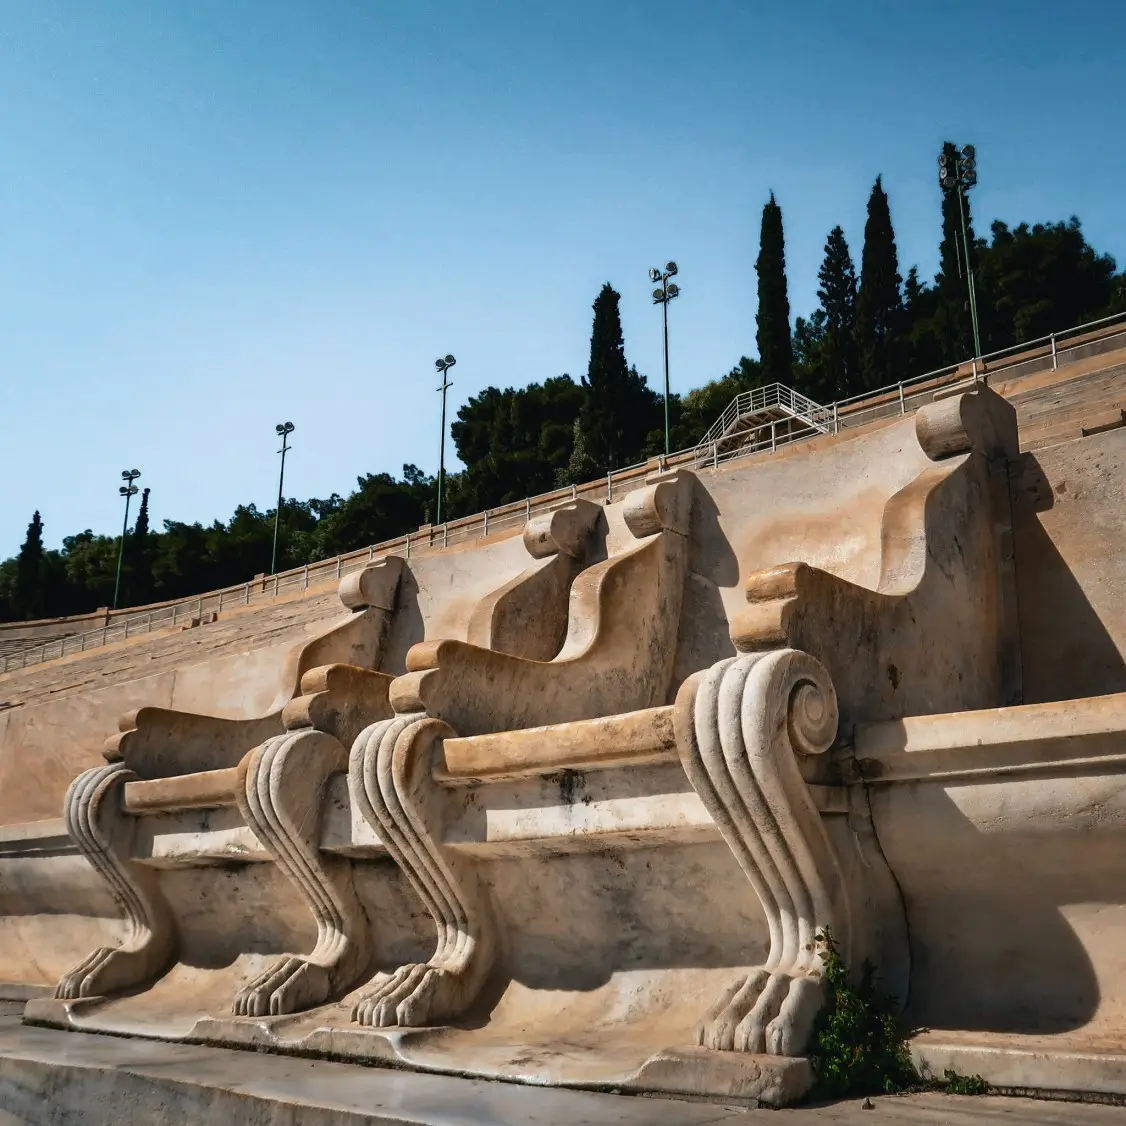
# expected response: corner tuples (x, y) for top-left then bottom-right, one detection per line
(810, 928), (917, 1099)
(941, 1068), (990, 1096)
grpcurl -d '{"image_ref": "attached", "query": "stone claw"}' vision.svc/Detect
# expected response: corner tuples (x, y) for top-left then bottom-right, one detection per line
(55, 945), (162, 1001)
(350, 962), (469, 1029)
(234, 955), (333, 1018)
(696, 968), (823, 1057)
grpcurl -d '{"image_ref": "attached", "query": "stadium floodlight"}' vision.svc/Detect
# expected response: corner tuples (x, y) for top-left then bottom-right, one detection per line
(938, 143), (982, 357)
(648, 262), (683, 457)
(271, 422), (295, 575)
(435, 355), (457, 524)
(113, 469), (142, 610)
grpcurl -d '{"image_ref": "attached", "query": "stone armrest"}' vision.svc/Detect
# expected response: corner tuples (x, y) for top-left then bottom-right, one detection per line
(108, 663), (394, 784)
(731, 561), (935, 728)
(434, 702), (849, 814)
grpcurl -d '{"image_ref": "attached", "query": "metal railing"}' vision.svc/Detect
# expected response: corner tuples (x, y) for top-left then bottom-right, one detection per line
(4, 306), (1126, 676)
(696, 381), (834, 451)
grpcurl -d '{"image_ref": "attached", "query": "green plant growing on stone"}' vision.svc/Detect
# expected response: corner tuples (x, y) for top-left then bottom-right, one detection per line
(941, 1068), (989, 1095)
(810, 928), (917, 1099)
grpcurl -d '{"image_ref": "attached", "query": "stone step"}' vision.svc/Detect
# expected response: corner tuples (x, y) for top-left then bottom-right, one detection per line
(1080, 407), (1126, 437)
(4, 1011), (1125, 1124)
(0, 1011), (748, 1125)
(0, 586), (345, 709)
(1020, 405), (1126, 451)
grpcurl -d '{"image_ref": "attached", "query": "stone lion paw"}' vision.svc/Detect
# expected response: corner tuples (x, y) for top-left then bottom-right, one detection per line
(55, 945), (157, 1001)
(695, 967), (770, 1051)
(351, 962), (469, 1029)
(351, 964), (426, 1027)
(764, 974), (824, 1056)
(234, 955), (332, 1018)
(697, 968), (823, 1055)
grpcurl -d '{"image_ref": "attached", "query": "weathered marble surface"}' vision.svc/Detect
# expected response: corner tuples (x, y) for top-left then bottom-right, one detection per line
(6, 382), (1126, 1106)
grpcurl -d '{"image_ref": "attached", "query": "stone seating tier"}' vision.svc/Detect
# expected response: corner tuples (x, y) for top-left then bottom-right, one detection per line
(2, 374), (1126, 1107)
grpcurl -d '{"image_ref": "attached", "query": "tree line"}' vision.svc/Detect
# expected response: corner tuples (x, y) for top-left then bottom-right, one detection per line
(3, 141), (1124, 622)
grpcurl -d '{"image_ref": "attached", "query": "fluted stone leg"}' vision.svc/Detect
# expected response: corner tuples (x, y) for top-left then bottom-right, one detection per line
(55, 763), (176, 1000)
(347, 714), (494, 1028)
(233, 730), (372, 1017)
(673, 649), (844, 1057)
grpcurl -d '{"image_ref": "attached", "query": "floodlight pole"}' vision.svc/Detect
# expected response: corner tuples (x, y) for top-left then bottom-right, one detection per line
(661, 294), (671, 455)
(955, 184), (982, 359)
(271, 423), (294, 575)
(435, 355), (456, 525)
(650, 263), (680, 457)
(113, 469), (141, 611)
(940, 144), (982, 359)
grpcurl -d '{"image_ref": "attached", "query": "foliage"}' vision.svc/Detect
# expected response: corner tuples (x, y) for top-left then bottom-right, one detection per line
(12, 511), (48, 620)
(976, 217), (1117, 348)
(756, 192), (794, 386)
(940, 1069), (989, 1095)
(4, 149), (1126, 623)
(854, 176), (904, 392)
(576, 283), (661, 474)
(793, 228), (860, 402)
(810, 929), (917, 1099)
(933, 140), (978, 362)
(452, 375), (583, 506)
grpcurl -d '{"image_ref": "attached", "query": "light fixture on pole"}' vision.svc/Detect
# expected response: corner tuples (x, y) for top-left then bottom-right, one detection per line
(434, 354), (456, 525)
(113, 469), (141, 610)
(271, 422), (295, 576)
(649, 262), (680, 456)
(938, 143), (982, 358)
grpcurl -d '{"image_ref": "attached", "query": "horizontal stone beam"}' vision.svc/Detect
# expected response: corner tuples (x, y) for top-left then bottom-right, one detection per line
(855, 691), (1126, 783)
(437, 707), (678, 783)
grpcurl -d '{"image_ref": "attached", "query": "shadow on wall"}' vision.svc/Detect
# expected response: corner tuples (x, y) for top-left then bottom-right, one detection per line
(873, 777), (1104, 1037)
(1010, 453), (1126, 702)
(673, 487), (740, 690)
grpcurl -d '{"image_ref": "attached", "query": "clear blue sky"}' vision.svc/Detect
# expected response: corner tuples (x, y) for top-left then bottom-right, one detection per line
(2, 1), (1123, 554)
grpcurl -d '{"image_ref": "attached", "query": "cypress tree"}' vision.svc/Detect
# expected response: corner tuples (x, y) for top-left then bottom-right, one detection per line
(131, 487), (153, 604)
(814, 226), (858, 399)
(133, 488), (151, 540)
(577, 283), (658, 472)
(755, 192), (793, 384)
(559, 417), (597, 486)
(854, 176), (903, 391)
(13, 511), (46, 620)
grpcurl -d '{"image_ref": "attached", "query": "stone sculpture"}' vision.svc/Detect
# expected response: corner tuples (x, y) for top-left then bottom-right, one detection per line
(5, 374), (1126, 1106)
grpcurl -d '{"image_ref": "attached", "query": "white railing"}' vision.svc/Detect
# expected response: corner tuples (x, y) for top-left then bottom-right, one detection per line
(696, 382), (834, 451)
(4, 306), (1126, 676)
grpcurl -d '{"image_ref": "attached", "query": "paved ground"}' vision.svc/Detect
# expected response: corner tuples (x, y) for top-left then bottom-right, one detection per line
(0, 1011), (1124, 1125)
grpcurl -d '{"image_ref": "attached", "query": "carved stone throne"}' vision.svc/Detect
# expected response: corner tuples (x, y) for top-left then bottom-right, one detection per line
(35, 387), (1022, 1106)
(274, 387), (1017, 1102)
(45, 501), (602, 1018)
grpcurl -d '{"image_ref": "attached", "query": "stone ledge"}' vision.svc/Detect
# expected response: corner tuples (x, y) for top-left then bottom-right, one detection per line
(0, 1013), (754, 1125)
(912, 1035), (1126, 1104)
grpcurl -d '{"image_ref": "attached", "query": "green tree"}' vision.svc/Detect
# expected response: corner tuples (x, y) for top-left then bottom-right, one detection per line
(129, 487), (153, 604)
(667, 356), (764, 452)
(809, 226), (858, 399)
(306, 468), (430, 557)
(792, 311), (826, 395)
(755, 192), (793, 385)
(976, 217), (1117, 347)
(61, 530), (118, 610)
(854, 176), (903, 391)
(452, 375), (583, 508)
(576, 283), (660, 473)
(13, 511), (47, 619)
(133, 488), (151, 539)
(559, 417), (597, 486)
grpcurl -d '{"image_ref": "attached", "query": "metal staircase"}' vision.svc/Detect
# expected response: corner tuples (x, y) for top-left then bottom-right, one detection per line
(694, 382), (834, 467)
